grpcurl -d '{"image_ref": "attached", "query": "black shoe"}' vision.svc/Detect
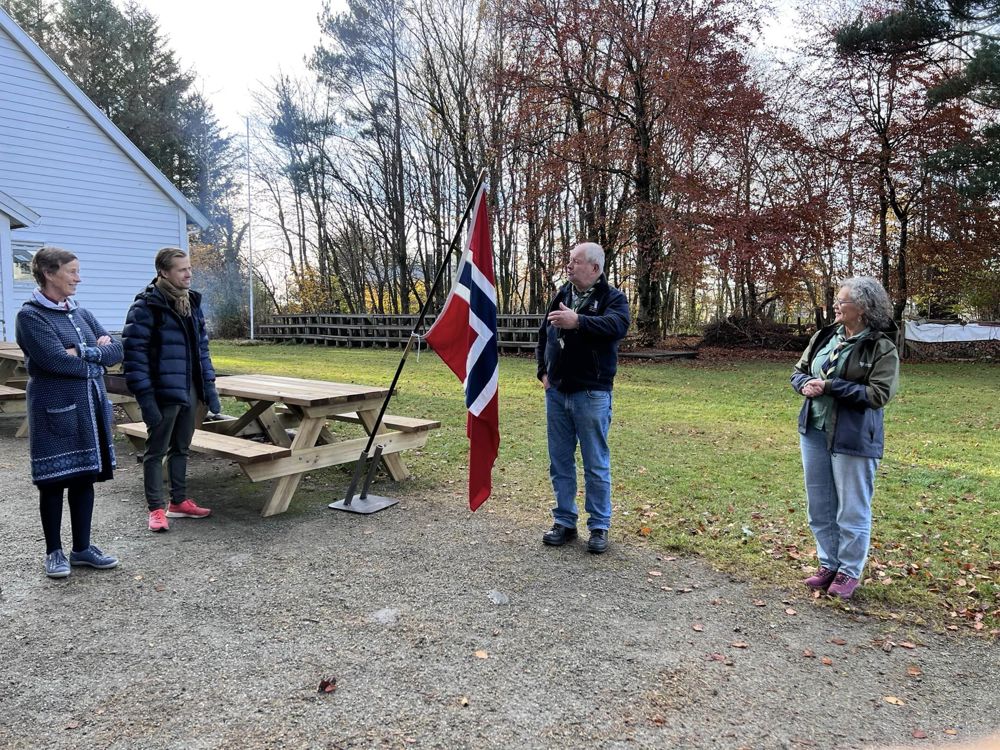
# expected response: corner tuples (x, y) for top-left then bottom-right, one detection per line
(587, 528), (609, 554)
(542, 524), (578, 546)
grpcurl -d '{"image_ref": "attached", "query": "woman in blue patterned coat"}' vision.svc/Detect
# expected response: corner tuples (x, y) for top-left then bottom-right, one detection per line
(15, 247), (123, 579)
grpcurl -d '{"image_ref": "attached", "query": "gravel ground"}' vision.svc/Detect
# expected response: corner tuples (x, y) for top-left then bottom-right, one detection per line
(1, 420), (997, 750)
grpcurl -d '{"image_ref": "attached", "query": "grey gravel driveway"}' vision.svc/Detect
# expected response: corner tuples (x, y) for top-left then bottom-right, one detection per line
(0, 421), (997, 750)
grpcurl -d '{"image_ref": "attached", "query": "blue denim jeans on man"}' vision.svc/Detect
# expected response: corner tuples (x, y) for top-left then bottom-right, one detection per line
(799, 425), (879, 579)
(546, 388), (612, 531)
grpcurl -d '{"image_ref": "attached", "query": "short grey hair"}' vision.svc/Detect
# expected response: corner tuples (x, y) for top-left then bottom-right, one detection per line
(31, 246), (77, 286)
(840, 276), (894, 330)
(574, 242), (605, 270)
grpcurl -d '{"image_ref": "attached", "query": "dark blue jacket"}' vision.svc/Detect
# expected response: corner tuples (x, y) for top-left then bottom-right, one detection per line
(122, 283), (221, 426)
(536, 275), (630, 392)
(791, 323), (899, 459)
(16, 299), (123, 485)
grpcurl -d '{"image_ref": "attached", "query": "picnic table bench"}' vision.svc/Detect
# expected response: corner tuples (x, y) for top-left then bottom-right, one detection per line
(118, 374), (440, 517)
(117, 422), (292, 464)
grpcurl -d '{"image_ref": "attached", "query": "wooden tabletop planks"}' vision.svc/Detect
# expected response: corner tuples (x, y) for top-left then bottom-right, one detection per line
(214, 374), (390, 407)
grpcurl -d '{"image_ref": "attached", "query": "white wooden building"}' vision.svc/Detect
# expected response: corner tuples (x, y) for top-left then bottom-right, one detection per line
(0, 8), (209, 341)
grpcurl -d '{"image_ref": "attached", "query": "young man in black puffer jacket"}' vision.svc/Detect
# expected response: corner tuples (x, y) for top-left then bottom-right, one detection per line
(122, 248), (222, 533)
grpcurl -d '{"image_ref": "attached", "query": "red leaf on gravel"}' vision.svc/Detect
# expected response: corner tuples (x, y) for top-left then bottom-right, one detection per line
(731, 642), (749, 649)
(692, 623), (704, 632)
(752, 599), (766, 607)
(802, 649), (815, 658)
(911, 729), (927, 739)
(898, 641), (917, 649)
(64, 721), (80, 730)
(785, 608), (797, 616)
(318, 678), (337, 693)
(707, 653), (726, 661)
(821, 657), (833, 666)
(907, 666), (922, 677)
(830, 637), (847, 646)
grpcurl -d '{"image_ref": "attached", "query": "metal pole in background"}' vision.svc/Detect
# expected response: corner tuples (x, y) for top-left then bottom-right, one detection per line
(246, 117), (255, 341)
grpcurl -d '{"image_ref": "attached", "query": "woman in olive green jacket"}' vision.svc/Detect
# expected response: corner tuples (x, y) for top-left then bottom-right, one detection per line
(790, 277), (900, 600)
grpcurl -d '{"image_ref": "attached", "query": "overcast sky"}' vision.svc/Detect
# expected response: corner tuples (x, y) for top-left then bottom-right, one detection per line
(143, 0), (799, 139)
(142, 0), (340, 136)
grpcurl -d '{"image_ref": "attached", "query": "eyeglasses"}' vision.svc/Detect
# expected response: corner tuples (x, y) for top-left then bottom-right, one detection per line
(834, 297), (854, 307)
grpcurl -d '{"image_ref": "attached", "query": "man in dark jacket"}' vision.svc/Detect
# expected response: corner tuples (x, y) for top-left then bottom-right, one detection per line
(122, 248), (222, 533)
(536, 242), (630, 554)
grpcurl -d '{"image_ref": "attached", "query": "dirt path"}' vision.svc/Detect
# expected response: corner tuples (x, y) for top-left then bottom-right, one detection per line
(1, 422), (997, 749)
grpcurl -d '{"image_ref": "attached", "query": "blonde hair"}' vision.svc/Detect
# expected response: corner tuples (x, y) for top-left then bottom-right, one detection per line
(154, 247), (187, 275)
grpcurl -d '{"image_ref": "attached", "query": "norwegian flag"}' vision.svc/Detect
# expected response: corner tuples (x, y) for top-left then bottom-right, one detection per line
(424, 185), (499, 511)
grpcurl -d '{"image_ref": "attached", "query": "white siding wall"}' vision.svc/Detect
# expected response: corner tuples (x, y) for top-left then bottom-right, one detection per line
(0, 24), (187, 334)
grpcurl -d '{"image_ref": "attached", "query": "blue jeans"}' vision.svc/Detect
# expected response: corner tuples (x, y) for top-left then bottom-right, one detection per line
(546, 388), (613, 531)
(799, 425), (879, 579)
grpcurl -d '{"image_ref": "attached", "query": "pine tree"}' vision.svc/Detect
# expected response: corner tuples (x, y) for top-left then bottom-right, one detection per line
(1, 0), (58, 45)
(836, 1), (1000, 196)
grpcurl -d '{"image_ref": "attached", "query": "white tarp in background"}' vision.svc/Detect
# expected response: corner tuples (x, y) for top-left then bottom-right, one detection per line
(904, 321), (1000, 343)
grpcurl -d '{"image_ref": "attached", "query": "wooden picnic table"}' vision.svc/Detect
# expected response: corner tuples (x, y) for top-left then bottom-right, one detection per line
(117, 374), (440, 517)
(0, 344), (141, 437)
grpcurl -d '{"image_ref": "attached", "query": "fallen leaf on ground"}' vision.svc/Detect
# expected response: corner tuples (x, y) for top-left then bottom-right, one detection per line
(883, 696), (905, 706)
(752, 599), (766, 607)
(460, 696), (469, 707)
(907, 666), (922, 677)
(911, 729), (927, 739)
(899, 641), (917, 649)
(64, 721), (80, 730)
(830, 637), (847, 646)
(639, 527), (652, 536)
(707, 653), (726, 662)
(821, 657), (833, 666)
(648, 570), (662, 576)
(474, 650), (489, 659)
(785, 608), (797, 616)
(802, 649), (815, 658)
(318, 678), (337, 693)
(692, 623), (704, 632)
(944, 729), (958, 736)
(731, 642), (748, 649)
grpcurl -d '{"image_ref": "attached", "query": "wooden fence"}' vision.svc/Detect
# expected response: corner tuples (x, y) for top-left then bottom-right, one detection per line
(257, 313), (544, 353)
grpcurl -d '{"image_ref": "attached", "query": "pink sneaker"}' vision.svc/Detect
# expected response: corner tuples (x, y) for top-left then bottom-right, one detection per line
(166, 498), (212, 519)
(804, 567), (838, 590)
(148, 508), (169, 533)
(827, 573), (859, 599)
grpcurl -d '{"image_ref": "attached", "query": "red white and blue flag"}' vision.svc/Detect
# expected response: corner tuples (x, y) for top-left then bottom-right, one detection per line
(424, 184), (499, 511)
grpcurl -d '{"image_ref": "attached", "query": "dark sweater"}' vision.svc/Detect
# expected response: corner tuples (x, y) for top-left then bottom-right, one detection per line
(536, 275), (630, 392)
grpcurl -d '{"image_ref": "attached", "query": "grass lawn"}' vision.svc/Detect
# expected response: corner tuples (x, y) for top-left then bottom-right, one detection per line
(210, 342), (999, 635)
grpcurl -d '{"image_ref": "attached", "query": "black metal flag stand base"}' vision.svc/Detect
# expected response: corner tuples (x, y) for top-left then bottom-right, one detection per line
(328, 493), (398, 515)
(329, 445), (399, 515)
